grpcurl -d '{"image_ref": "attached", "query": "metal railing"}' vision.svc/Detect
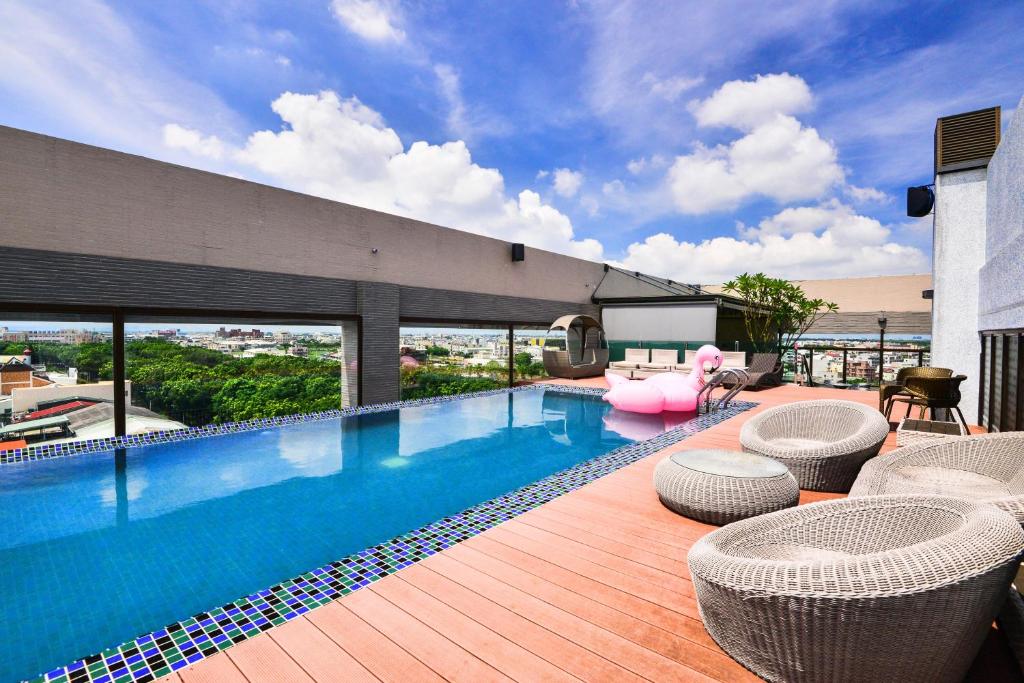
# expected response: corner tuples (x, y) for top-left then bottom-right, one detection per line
(783, 345), (931, 388)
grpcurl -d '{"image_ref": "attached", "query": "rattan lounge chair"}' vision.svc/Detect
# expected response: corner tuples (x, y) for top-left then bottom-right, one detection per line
(740, 399), (890, 492)
(542, 315), (609, 379)
(850, 432), (1024, 526)
(720, 352), (780, 389)
(688, 494), (1024, 683)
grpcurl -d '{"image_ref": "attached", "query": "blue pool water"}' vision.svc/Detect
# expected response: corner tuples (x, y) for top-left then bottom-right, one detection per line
(0, 389), (677, 682)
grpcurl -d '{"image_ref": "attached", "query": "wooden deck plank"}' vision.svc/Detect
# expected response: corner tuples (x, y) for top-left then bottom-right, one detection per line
(369, 573), (577, 682)
(343, 584), (511, 683)
(439, 543), (758, 682)
(266, 616), (378, 683)
(501, 518), (692, 585)
(164, 383), (1014, 683)
(484, 525), (701, 613)
(464, 534), (706, 634)
(306, 603), (443, 683)
(177, 653), (247, 683)
(399, 562), (639, 681)
(225, 636), (314, 682)
(516, 511), (691, 574)
(418, 550), (716, 682)
(529, 503), (695, 551)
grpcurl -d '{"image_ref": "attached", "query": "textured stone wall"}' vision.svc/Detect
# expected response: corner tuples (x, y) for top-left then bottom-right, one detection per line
(932, 167), (987, 421)
(979, 96), (1024, 332)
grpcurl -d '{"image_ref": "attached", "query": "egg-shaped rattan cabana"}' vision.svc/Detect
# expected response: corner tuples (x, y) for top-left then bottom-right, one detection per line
(542, 314), (609, 379)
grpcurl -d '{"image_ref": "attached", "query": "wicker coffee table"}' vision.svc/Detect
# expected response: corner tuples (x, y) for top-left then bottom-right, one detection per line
(654, 449), (799, 525)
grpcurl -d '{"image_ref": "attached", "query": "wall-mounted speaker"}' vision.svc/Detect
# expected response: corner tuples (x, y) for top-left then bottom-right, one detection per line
(907, 186), (934, 217)
(511, 243), (525, 262)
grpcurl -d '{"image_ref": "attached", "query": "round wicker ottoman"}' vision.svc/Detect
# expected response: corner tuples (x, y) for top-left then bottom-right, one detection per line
(688, 495), (1024, 683)
(653, 450), (799, 525)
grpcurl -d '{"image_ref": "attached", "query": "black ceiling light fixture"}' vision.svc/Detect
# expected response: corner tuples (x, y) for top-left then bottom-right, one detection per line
(906, 185), (935, 217)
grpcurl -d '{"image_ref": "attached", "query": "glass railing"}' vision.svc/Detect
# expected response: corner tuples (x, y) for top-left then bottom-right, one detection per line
(783, 345), (930, 388)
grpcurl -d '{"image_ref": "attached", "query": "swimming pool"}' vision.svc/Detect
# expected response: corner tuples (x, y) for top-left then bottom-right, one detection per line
(0, 386), (746, 682)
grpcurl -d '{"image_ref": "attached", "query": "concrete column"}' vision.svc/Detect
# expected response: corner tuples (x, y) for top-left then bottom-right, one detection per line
(931, 167), (987, 421)
(338, 319), (359, 408)
(357, 282), (400, 405)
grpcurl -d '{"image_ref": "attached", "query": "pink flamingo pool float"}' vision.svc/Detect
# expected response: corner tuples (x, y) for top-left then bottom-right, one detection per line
(603, 344), (723, 414)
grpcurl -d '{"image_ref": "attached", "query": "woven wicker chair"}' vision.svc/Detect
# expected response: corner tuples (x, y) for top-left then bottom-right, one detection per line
(879, 366), (952, 412)
(688, 495), (1024, 683)
(850, 432), (1024, 526)
(740, 399), (890, 492)
(886, 374), (970, 432)
(542, 314), (608, 379)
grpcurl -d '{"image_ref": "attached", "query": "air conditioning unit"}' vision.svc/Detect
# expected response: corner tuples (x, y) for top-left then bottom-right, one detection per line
(934, 106), (1001, 174)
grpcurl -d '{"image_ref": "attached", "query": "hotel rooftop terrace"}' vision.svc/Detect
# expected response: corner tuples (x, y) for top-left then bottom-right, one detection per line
(151, 382), (1011, 683)
(2, 92), (1024, 683)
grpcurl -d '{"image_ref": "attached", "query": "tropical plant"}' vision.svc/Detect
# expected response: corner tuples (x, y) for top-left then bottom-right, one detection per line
(722, 272), (838, 354)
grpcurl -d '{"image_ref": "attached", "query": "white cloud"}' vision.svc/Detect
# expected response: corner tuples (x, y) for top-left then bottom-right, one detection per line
(434, 63), (468, 139)
(0, 0), (240, 156)
(690, 72), (813, 131)
(626, 159), (646, 175)
(162, 124), (225, 160)
(619, 202), (927, 283)
(178, 91), (602, 261)
(330, 0), (405, 43)
(626, 154), (668, 175)
(744, 200), (891, 245)
(431, 62), (508, 142)
(552, 168), (584, 197)
(641, 72), (703, 102)
(602, 179), (625, 196)
(668, 113), (844, 213)
(845, 184), (889, 204)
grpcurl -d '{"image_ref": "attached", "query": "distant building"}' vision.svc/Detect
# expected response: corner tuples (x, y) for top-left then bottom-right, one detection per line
(0, 358), (54, 396)
(9, 380), (132, 414)
(846, 360), (878, 383)
(1, 329), (103, 344)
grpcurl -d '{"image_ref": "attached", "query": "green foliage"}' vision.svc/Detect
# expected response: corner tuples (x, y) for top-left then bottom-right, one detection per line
(400, 369), (501, 400)
(513, 352), (546, 379)
(119, 337), (342, 426)
(722, 273), (839, 354)
(425, 345), (450, 357)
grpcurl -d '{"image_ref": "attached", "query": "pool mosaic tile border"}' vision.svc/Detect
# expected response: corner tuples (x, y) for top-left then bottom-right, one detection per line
(2, 384), (583, 465)
(28, 388), (755, 683)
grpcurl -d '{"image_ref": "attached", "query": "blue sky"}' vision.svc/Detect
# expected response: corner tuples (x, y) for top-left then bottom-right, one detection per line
(1, 0), (1022, 283)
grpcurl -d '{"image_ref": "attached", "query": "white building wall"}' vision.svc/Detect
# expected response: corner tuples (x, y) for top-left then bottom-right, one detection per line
(11, 380), (132, 413)
(979, 97), (1024, 332)
(602, 304), (718, 342)
(931, 168), (987, 421)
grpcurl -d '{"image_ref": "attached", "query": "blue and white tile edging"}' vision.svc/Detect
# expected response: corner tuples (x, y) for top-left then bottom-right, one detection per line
(27, 387), (756, 683)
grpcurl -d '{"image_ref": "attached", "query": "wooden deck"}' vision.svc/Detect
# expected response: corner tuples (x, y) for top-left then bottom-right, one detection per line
(161, 383), (1017, 682)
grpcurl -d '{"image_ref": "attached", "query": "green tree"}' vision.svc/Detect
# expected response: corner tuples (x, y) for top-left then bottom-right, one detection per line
(722, 273), (838, 354)
(425, 345), (450, 357)
(514, 352), (533, 379)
